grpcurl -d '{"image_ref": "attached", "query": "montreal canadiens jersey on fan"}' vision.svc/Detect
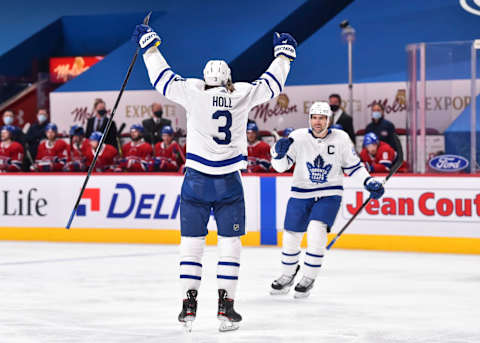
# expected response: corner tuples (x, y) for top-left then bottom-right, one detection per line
(143, 47), (290, 175)
(271, 128), (371, 199)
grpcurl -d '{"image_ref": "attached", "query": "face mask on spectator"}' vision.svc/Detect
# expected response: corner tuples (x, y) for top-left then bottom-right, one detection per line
(98, 109), (107, 116)
(38, 114), (47, 124)
(372, 111), (382, 120)
(3, 116), (13, 125)
(330, 104), (339, 112)
(153, 110), (163, 118)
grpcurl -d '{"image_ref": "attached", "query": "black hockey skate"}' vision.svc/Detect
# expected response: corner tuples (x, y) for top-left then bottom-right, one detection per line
(178, 290), (198, 332)
(217, 289), (242, 332)
(294, 276), (315, 299)
(270, 265), (300, 295)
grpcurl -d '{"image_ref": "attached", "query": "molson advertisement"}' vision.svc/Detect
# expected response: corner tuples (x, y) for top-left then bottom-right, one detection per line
(49, 56), (104, 83)
(50, 80), (480, 135)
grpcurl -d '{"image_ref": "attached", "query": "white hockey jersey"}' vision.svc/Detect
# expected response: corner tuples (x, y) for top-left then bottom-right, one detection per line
(271, 128), (371, 199)
(143, 47), (290, 175)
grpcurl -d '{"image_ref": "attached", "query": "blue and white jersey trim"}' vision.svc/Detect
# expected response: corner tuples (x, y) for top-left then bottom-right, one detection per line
(186, 153), (247, 167)
(291, 185), (343, 193)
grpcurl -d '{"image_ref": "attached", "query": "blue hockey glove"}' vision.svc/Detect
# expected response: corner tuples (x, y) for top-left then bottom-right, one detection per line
(132, 24), (161, 51)
(273, 137), (294, 159)
(364, 177), (385, 200)
(273, 32), (297, 61)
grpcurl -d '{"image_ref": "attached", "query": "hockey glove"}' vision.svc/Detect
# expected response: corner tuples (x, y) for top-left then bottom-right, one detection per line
(364, 177), (385, 200)
(273, 137), (294, 159)
(132, 24), (161, 52)
(273, 32), (297, 61)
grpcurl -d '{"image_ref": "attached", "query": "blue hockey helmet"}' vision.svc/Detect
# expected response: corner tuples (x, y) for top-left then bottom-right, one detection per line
(246, 122), (258, 132)
(45, 123), (58, 133)
(130, 124), (144, 133)
(283, 127), (294, 137)
(161, 125), (174, 135)
(69, 125), (84, 136)
(363, 132), (379, 147)
(89, 131), (103, 142)
(1, 125), (16, 134)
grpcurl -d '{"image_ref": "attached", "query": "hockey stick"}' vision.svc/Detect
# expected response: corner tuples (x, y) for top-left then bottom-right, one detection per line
(65, 11), (152, 229)
(326, 134), (404, 250)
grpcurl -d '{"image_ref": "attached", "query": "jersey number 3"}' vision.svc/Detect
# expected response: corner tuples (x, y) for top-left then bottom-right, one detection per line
(212, 110), (232, 145)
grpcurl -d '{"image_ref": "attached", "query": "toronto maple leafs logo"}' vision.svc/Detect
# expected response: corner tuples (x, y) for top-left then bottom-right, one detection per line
(306, 154), (332, 184)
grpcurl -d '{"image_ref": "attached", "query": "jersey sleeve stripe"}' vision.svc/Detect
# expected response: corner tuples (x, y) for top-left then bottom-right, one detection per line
(186, 152), (247, 167)
(180, 274), (201, 280)
(348, 165), (363, 176)
(180, 261), (202, 267)
(217, 275), (238, 280)
(291, 185), (343, 193)
(258, 77), (274, 99)
(265, 71), (282, 92)
(218, 261), (240, 267)
(154, 67), (172, 88)
(163, 73), (176, 96)
(342, 161), (361, 170)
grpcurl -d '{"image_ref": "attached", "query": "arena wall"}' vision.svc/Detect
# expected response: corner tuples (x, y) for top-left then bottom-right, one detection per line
(0, 174), (478, 254)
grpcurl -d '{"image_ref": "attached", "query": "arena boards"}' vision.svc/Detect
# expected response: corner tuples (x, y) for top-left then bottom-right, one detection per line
(0, 174), (479, 254)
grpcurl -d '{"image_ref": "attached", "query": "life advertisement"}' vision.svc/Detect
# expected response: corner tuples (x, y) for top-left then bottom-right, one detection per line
(50, 79), (479, 134)
(0, 174), (259, 231)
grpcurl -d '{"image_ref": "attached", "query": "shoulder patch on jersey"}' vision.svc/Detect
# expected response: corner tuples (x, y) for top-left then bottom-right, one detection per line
(306, 154), (332, 184)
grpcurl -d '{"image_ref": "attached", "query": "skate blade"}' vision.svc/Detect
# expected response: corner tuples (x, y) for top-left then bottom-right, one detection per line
(218, 316), (239, 332)
(293, 291), (311, 299)
(270, 286), (291, 295)
(182, 317), (194, 333)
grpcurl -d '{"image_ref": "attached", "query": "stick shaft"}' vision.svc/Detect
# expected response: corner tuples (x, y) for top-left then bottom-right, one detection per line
(66, 12), (151, 229)
(327, 134), (404, 249)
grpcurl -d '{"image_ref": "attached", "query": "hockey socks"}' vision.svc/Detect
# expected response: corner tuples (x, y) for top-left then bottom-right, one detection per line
(217, 236), (241, 299)
(179, 236), (205, 295)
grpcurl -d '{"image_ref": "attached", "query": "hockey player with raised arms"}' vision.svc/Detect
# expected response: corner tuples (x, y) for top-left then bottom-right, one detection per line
(133, 23), (296, 331)
(270, 101), (385, 298)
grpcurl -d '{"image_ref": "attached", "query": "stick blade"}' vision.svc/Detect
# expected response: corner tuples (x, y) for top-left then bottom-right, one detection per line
(143, 11), (152, 25)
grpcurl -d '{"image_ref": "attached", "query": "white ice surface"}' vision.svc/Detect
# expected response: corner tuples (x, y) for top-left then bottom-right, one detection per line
(0, 242), (479, 343)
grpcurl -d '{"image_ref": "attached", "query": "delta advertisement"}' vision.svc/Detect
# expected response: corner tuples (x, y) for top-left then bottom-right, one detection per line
(1, 175), (479, 241)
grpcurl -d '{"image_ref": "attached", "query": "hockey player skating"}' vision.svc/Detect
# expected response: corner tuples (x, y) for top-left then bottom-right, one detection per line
(270, 101), (385, 298)
(133, 24), (296, 331)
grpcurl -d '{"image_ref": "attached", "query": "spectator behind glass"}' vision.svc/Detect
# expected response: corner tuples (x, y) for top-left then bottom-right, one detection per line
(328, 94), (355, 143)
(31, 123), (69, 172)
(2, 110), (25, 145)
(85, 98), (118, 149)
(153, 125), (185, 172)
(84, 131), (119, 172)
(0, 125), (24, 172)
(26, 108), (50, 159)
(142, 102), (172, 144)
(246, 122), (271, 173)
(365, 102), (401, 153)
(120, 124), (153, 172)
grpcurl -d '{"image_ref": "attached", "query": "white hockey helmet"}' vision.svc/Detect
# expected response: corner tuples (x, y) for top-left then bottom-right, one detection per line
(203, 60), (231, 86)
(309, 101), (332, 118)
